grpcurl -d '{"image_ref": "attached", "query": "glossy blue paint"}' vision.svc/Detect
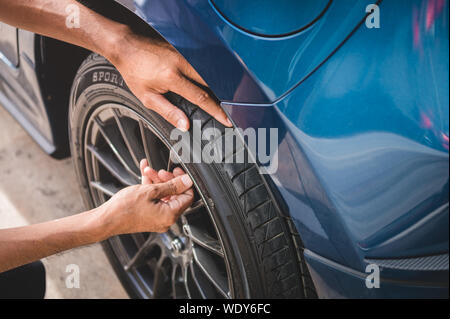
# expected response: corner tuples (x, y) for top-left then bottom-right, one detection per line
(117, 0), (377, 103)
(124, 0), (448, 296)
(100, 0), (450, 297)
(221, 0), (449, 297)
(210, 0), (331, 37)
(277, 0), (449, 262)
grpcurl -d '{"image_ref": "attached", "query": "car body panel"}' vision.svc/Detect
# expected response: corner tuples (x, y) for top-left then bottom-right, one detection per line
(1, 0), (448, 298)
(304, 249), (448, 299)
(274, 0), (449, 263)
(116, 0), (448, 297)
(115, 0), (379, 103)
(223, 0), (449, 298)
(210, 0), (332, 37)
(0, 29), (56, 154)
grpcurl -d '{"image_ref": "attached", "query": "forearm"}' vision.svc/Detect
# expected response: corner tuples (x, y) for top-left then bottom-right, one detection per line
(0, 207), (111, 273)
(0, 0), (124, 61)
(0, 158), (194, 273)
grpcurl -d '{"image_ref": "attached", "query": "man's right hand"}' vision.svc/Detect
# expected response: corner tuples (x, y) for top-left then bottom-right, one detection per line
(98, 160), (194, 235)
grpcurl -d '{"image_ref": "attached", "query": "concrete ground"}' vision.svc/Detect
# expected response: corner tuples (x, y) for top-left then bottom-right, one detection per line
(0, 105), (128, 299)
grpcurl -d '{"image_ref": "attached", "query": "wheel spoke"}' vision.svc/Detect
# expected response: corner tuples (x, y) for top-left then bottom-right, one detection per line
(94, 117), (140, 179)
(125, 234), (159, 271)
(188, 263), (206, 299)
(182, 264), (192, 299)
(139, 120), (153, 169)
(171, 265), (178, 299)
(87, 144), (137, 186)
(151, 257), (167, 298)
(113, 109), (146, 168)
(139, 120), (168, 170)
(89, 181), (121, 197)
(183, 200), (205, 216)
(190, 262), (222, 299)
(193, 247), (229, 298)
(188, 225), (224, 258)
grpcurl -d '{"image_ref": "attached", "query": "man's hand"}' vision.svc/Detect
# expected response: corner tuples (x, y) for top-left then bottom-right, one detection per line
(99, 159), (194, 235)
(106, 28), (232, 132)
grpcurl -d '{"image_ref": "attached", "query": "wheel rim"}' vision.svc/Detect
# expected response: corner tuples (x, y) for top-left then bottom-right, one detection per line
(83, 103), (232, 299)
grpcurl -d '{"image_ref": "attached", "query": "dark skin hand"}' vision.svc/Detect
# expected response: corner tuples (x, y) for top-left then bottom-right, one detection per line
(0, 0), (232, 131)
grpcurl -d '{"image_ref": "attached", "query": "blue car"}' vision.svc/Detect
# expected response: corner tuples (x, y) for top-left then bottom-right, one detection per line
(0, 0), (448, 298)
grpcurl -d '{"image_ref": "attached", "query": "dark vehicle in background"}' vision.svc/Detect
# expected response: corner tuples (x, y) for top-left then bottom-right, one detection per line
(0, 0), (448, 298)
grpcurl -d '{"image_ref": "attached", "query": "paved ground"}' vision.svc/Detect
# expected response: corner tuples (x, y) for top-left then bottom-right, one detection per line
(0, 105), (128, 299)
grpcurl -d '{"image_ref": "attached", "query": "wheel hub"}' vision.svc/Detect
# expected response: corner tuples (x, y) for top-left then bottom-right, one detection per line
(170, 238), (184, 254)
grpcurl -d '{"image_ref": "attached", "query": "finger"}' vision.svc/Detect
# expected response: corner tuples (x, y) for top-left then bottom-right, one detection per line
(172, 177), (194, 201)
(166, 191), (194, 216)
(158, 169), (174, 182)
(149, 174), (193, 199)
(141, 92), (190, 131)
(140, 159), (153, 185)
(157, 169), (175, 201)
(179, 60), (208, 87)
(145, 166), (161, 184)
(170, 75), (232, 127)
(140, 159), (148, 172)
(172, 167), (185, 177)
(170, 168), (191, 198)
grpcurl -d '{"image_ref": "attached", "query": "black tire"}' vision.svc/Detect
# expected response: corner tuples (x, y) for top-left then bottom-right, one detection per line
(69, 53), (316, 299)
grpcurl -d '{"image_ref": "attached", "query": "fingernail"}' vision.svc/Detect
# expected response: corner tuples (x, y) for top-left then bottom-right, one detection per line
(177, 119), (188, 132)
(181, 174), (192, 187)
(144, 167), (151, 174)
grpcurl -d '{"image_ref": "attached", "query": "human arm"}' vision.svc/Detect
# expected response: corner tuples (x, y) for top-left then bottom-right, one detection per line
(0, 0), (231, 131)
(0, 161), (193, 273)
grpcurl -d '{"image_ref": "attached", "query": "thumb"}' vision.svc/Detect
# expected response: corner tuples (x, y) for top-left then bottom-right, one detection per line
(149, 174), (193, 199)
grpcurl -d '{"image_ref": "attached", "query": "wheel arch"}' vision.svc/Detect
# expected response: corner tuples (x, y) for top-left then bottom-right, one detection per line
(35, 35), (90, 158)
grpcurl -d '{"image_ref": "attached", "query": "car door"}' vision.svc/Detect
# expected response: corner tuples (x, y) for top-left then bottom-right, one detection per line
(1, 26), (57, 155)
